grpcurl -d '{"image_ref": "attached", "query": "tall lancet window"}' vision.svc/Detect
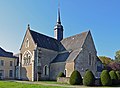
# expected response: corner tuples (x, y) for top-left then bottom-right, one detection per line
(23, 51), (32, 66)
(25, 38), (29, 48)
(43, 65), (49, 76)
(89, 53), (92, 65)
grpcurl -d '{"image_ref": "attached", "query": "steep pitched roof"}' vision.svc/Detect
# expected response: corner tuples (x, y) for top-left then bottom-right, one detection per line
(0, 47), (16, 58)
(51, 31), (89, 63)
(29, 30), (60, 51)
(60, 31), (89, 51)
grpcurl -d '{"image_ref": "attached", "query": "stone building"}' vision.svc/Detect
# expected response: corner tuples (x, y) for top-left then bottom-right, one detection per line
(0, 47), (17, 79)
(19, 8), (102, 81)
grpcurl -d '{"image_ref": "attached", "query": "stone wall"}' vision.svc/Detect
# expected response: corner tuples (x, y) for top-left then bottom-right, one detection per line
(36, 48), (58, 80)
(57, 77), (70, 84)
(65, 62), (74, 77)
(50, 62), (65, 80)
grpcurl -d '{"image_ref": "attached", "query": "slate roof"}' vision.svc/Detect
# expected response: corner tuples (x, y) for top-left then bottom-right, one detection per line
(0, 47), (17, 58)
(61, 31), (89, 51)
(30, 30), (61, 51)
(51, 31), (89, 63)
(51, 52), (70, 63)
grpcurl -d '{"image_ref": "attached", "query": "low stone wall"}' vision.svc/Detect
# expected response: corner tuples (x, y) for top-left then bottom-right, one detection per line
(57, 77), (70, 84)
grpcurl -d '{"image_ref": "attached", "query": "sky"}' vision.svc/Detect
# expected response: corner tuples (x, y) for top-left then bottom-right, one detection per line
(0, 0), (120, 59)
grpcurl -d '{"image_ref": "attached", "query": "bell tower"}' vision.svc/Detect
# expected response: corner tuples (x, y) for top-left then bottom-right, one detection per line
(54, 7), (64, 41)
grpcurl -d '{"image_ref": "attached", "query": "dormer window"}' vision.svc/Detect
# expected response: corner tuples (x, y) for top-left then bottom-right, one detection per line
(25, 38), (29, 48)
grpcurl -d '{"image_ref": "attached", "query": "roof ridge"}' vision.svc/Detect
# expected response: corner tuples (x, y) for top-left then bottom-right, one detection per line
(30, 29), (58, 41)
(62, 30), (89, 41)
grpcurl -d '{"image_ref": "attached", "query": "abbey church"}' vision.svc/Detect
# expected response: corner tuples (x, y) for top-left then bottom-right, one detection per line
(18, 8), (102, 81)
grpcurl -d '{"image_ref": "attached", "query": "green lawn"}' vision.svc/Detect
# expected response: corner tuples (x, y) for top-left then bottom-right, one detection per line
(0, 81), (66, 88)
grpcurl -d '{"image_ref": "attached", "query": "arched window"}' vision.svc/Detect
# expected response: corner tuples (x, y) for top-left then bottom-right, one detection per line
(25, 39), (29, 48)
(23, 51), (32, 65)
(64, 69), (66, 76)
(44, 65), (49, 76)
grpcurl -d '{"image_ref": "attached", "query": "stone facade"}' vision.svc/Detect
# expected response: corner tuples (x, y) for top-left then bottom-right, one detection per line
(74, 32), (97, 77)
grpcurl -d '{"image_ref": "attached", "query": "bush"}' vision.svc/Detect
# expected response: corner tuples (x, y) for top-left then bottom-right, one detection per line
(57, 72), (65, 77)
(83, 70), (95, 86)
(116, 71), (120, 84)
(116, 71), (120, 80)
(69, 70), (82, 85)
(109, 70), (118, 85)
(100, 70), (112, 86)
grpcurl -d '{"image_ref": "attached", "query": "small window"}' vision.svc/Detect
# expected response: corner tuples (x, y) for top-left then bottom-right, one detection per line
(1, 60), (4, 66)
(44, 65), (49, 76)
(10, 61), (13, 66)
(64, 70), (66, 76)
(25, 39), (29, 48)
(9, 70), (13, 77)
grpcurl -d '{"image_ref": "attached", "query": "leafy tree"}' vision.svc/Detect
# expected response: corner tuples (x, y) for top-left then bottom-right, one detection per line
(100, 70), (112, 86)
(69, 70), (82, 85)
(99, 56), (113, 65)
(115, 50), (120, 62)
(83, 70), (95, 86)
(108, 62), (120, 71)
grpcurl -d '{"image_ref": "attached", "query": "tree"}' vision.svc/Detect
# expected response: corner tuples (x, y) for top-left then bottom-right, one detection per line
(115, 50), (120, 62)
(100, 70), (112, 86)
(99, 56), (113, 65)
(69, 70), (82, 85)
(83, 70), (95, 86)
(108, 62), (120, 71)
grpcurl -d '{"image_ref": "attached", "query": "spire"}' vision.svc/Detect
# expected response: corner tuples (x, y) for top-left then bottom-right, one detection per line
(57, 7), (61, 24)
(54, 1), (64, 41)
(57, 1), (61, 24)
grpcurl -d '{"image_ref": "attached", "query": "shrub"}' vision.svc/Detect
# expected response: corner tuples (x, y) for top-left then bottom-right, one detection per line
(116, 71), (120, 80)
(116, 71), (120, 84)
(69, 70), (82, 85)
(100, 70), (112, 86)
(109, 70), (118, 85)
(57, 72), (65, 77)
(83, 70), (95, 86)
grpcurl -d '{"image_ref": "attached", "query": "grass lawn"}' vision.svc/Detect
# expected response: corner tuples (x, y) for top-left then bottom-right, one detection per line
(0, 81), (66, 88)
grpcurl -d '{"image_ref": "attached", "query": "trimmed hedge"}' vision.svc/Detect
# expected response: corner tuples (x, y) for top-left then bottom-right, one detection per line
(109, 70), (118, 85)
(57, 72), (65, 77)
(116, 71), (120, 80)
(69, 70), (82, 85)
(100, 70), (112, 86)
(116, 71), (120, 84)
(83, 70), (95, 86)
